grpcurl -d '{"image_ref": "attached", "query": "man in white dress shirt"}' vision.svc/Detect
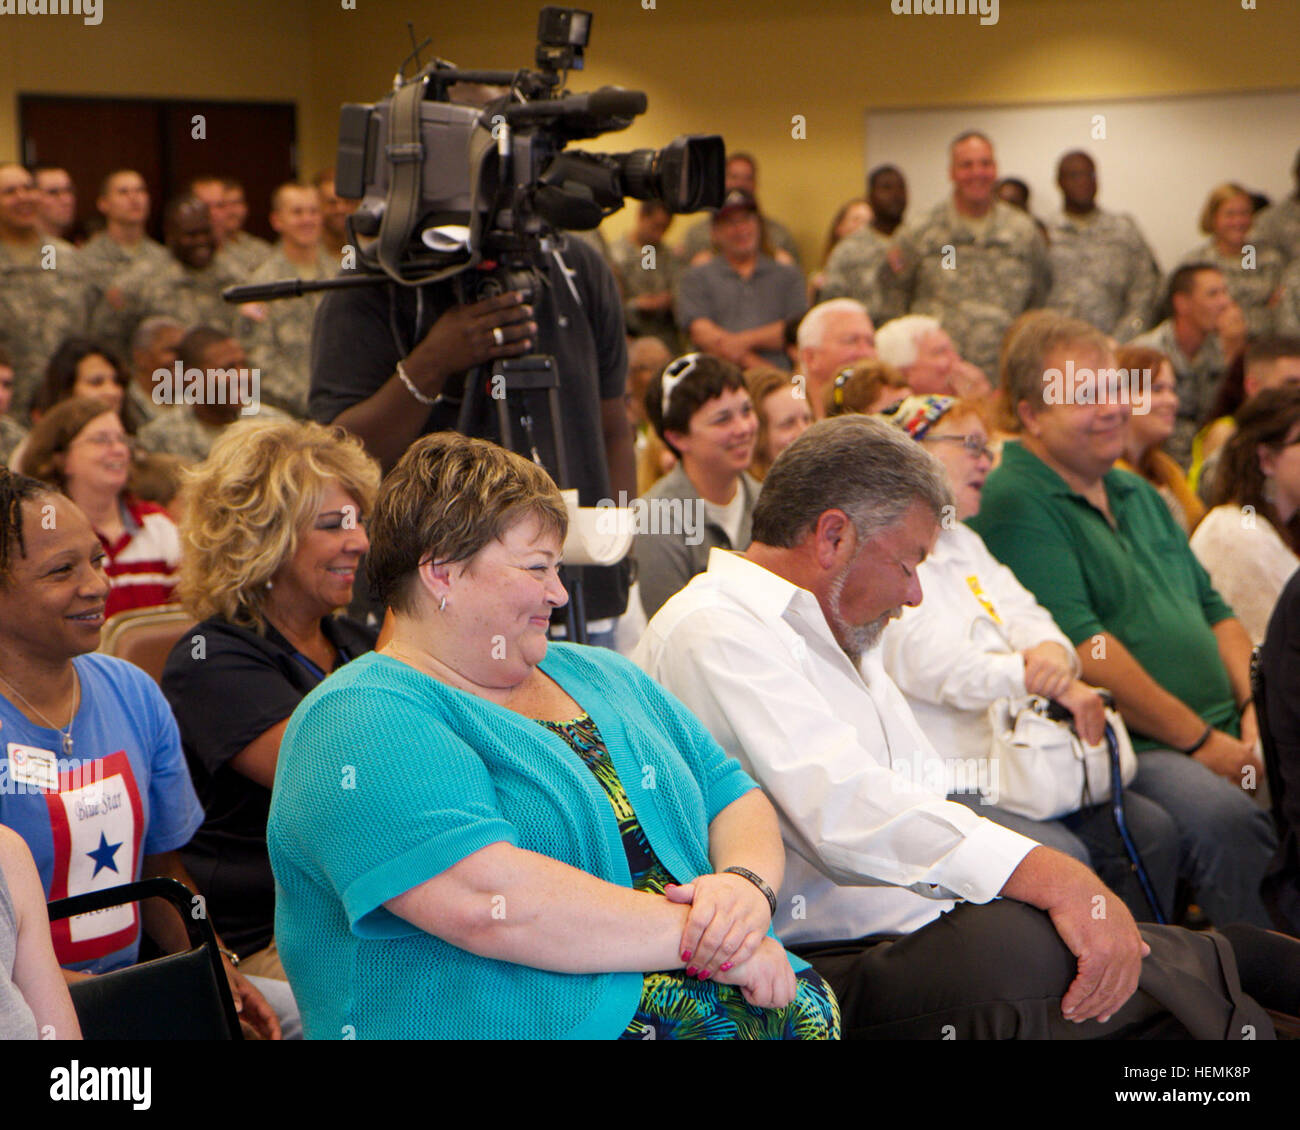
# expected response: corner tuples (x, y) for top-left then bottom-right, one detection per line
(634, 416), (1253, 1039)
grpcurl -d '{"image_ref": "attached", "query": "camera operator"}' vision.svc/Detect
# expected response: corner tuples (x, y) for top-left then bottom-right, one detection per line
(308, 200), (636, 637)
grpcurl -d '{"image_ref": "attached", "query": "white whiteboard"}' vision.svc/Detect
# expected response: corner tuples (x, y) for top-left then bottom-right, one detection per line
(866, 89), (1300, 275)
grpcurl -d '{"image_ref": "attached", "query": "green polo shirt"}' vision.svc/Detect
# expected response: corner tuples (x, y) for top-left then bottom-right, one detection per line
(969, 440), (1238, 750)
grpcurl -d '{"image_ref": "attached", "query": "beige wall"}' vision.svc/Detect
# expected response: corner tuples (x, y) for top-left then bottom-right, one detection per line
(3, 0), (1298, 263)
(0, 0), (315, 169)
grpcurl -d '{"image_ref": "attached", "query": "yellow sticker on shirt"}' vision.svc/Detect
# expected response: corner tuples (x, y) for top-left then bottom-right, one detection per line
(965, 574), (1003, 624)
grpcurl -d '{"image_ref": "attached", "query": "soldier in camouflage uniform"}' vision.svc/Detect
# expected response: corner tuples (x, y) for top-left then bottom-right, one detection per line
(136, 326), (287, 462)
(1254, 149), (1300, 266)
(237, 184), (338, 417)
(0, 345), (27, 465)
(191, 176), (272, 281)
(78, 170), (172, 315)
(1176, 184), (1284, 340)
(1176, 242), (1283, 341)
(1045, 152), (1161, 343)
(882, 134), (1050, 382)
(605, 200), (681, 353)
(820, 228), (900, 328)
(1131, 264), (1240, 469)
(0, 164), (90, 420)
(818, 165), (910, 325)
(90, 196), (241, 362)
(1277, 258), (1300, 337)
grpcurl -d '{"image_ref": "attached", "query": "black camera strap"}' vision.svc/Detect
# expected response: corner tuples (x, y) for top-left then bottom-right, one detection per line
(375, 78), (492, 288)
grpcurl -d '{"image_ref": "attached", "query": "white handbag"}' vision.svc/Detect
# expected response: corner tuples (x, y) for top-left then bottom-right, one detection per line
(986, 694), (1138, 821)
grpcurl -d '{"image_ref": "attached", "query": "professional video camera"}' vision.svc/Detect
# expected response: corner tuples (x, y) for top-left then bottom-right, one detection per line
(332, 5), (725, 291)
(226, 8), (719, 643)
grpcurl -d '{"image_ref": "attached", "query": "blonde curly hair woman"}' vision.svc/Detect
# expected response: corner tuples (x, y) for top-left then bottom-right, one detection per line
(159, 417), (380, 981)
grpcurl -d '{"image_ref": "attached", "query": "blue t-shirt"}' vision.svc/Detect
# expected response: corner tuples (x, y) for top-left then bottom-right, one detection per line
(0, 653), (204, 973)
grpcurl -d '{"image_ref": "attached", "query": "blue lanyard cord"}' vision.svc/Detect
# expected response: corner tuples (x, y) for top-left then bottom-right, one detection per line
(292, 646), (351, 684)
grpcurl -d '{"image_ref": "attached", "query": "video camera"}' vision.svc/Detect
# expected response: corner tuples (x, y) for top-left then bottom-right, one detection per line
(333, 5), (725, 291)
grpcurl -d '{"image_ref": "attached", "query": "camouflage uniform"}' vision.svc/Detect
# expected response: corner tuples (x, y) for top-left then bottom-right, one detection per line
(1254, 197), (1300, 266)
(214, 231), (273, 280)
(1276, 258), (1300, 337)
(0, 416), (27, 467)
(818, 225), (908, 326)
(883, 199), (1050, 381)
(136, 401), (289, 464)
(236, 243), (338, 417)
(1177, 239), (1284, 340)
(90, 255), (242, 361)
(77, 231), (171, 316)
(678, 213), (803, 268)
(605, 235), (681, 352)
(0, 237), (90, 419)
(1045, 209), (1160, 342)
(126, 380), (173, 427)
(1131, 318), (1226, 469)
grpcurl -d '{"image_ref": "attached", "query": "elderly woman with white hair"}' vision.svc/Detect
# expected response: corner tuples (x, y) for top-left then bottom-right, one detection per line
(875, 314), (992, 399)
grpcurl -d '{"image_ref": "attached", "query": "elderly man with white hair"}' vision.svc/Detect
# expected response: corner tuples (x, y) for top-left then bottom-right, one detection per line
(794, 299), (879, 419)
(875, 314), (992, 399)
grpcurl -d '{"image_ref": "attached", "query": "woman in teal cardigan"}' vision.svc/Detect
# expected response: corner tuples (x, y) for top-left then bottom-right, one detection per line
(267, 432), (838, 1040)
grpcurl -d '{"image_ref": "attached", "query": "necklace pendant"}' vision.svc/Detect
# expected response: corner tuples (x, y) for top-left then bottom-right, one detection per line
(62, 733), (73, 757)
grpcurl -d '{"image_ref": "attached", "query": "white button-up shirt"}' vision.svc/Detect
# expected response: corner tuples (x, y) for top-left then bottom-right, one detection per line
(633, 548), (1038, 946)
(880, 521), (1080, 781)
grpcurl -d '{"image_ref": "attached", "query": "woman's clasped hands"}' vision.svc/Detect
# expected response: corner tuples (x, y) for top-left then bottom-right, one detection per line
(664, 872), (795, 1009)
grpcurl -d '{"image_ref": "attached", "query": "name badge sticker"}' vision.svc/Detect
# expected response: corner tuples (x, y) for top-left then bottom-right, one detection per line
(6, 743), (58, 791)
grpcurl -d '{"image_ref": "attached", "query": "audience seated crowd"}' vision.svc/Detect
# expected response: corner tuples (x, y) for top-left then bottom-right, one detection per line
(877, 393), (1179, 922)
(5, 133), (1300, 1042)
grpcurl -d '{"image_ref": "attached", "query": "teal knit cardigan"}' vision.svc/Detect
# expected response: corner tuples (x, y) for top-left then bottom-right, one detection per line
(267, 642), (782, 1039)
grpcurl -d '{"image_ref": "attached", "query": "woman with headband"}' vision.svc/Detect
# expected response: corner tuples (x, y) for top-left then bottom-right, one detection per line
(635, 354), (759, 620)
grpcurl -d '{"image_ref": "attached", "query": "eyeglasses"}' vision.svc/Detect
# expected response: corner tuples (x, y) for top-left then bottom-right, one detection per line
(926, 433), (994, 461)
(661, 353), (703, 415)
(72, 432), (135, 451)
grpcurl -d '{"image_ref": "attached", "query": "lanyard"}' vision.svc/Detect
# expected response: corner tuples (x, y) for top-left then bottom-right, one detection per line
(292, 646), (351, 684)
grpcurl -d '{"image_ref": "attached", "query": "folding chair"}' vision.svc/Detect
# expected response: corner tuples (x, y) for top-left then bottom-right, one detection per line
(47, 877), (242, 1040)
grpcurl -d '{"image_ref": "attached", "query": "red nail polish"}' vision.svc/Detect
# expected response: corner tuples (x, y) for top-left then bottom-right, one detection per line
(681, 950), (691, 962)
(720, 962), (733, 972)
(686, 966), (697, 976)
(699, 970), (711, 980)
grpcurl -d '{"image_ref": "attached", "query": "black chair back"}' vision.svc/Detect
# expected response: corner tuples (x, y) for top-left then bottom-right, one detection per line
(47, 877), (242, 1040)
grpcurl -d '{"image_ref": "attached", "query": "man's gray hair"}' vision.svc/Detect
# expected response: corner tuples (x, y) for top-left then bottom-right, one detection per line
(752, 415), (952, 548)
(875, 315), (942, 370)
(797, 299), (869, 351)
(131, 315), (184, 356)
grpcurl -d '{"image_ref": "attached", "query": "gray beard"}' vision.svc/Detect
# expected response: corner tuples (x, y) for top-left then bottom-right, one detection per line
(827, 566), (890, 664)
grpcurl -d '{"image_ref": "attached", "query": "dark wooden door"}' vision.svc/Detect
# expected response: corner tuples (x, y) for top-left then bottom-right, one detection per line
(19, 95), (296, 243)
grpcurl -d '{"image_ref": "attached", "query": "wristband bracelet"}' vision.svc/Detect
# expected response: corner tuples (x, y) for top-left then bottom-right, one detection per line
(1180, 724), (1213, 756)
(723, 866), (777, 918)
(395, 359), (439, 407)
